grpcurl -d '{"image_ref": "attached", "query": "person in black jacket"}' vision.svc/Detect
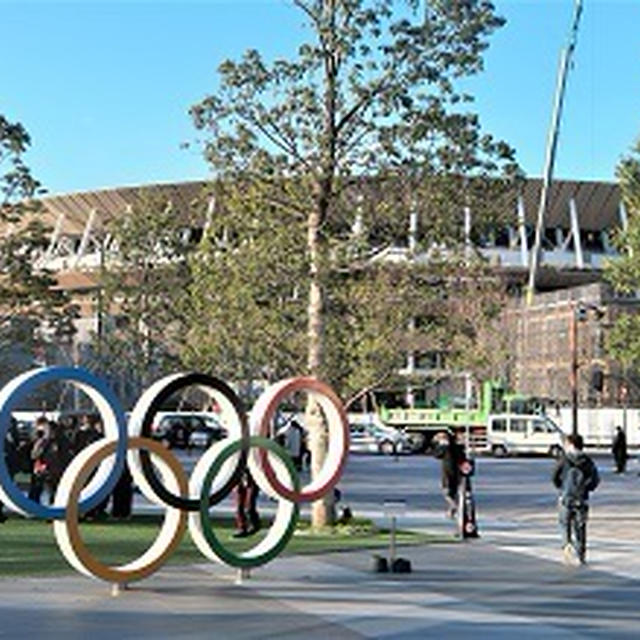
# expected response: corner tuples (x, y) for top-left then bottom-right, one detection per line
(41, 421), (73, 505)
(433, 431), (465, 519)
(0, 418), (20, 523)
(111, 464), (133, 519)
(552, 434), (600, 566)
(611, 426), (628, 473)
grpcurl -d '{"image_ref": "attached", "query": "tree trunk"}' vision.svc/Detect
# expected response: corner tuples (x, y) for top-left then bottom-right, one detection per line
(308, 0), (338, 529)
(307, 207), (334, 529)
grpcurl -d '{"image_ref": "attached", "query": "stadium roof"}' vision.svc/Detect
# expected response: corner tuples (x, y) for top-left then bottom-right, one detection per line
(34, 177), (620, 235)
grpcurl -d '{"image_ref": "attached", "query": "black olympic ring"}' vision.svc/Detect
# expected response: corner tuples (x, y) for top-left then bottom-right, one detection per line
(132, 372), (250, 511)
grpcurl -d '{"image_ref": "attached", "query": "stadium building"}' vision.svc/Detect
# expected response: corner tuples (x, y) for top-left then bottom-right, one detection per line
(13, 177), (638, 409)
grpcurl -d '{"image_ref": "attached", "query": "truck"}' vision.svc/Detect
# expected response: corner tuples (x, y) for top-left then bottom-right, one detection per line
(378, 380), (564, 457)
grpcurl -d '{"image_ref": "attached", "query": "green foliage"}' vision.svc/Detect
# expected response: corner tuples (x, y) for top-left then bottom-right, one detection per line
(607, 313), (640, 370)
(191, 1), (517, 181)
(182, 182), (308, 394)
(0, 115), (73, 381)
(605, 139), (640, 368)
(186, 1), (519, 401)
(90, 192), (198, 397)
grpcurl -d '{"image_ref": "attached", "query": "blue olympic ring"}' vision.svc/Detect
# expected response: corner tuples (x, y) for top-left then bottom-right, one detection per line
(0, 367), (128, 520)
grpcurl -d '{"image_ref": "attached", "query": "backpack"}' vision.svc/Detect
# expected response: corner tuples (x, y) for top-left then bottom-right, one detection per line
(562, 457), (599, 505)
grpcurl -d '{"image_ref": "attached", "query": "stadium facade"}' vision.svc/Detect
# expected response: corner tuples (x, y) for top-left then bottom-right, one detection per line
(17, 177), (639, 409)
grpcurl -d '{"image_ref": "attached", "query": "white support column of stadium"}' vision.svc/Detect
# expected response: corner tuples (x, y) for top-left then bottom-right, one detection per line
(352, 193), (364, 240)
(561, 224), (574, 251)
(74, 208), (97, 268)
(408, 209), (418, 254)
(517, 194), (528, 267)
(619, 200), (629, 231)
(555, 227), (564, 249)
(203, 195), (216, 235)
(569, 197), (584, 268)
(464, 205), (472, 264)
(619, 201), (632, 257)
(44, 212), (65, 267)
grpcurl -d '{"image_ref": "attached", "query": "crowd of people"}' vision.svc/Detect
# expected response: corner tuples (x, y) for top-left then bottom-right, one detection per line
(2, 411), (633, 569)
(0, 413), (133, 522)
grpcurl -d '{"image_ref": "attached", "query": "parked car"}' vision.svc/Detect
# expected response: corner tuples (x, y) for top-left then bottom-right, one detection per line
(349, 422), (411, 455)
(153, 413), (226, 449)
(189, 422), (227, 449)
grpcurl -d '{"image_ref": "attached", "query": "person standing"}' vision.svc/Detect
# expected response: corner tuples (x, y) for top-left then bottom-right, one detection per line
(73, 414), (100, 452)
(277, 420), (305, 471)
(233, 469), (260, 538)
(41, 421), (73, 505)
(0, 418), (20, 523)
(611, 426), (628, 474)
(433, 431), (465, 519)
(552, 434), (600, 566)
(73, 415), (108, 519)
(28, 417), (51, 504)
(111, 464), (133, 519)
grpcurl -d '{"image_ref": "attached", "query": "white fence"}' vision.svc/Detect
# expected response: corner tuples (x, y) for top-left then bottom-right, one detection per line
(551, 407), (640, 448)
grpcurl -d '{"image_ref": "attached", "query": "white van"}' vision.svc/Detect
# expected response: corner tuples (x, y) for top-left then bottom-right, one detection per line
(487, 414), (564, 457)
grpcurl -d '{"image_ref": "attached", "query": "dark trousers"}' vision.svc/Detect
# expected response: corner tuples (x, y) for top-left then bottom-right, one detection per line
(560, 502), (589, 562)
(28, 473), (45, 503)
(111, 468), (133, 519)
(235, 482), (260, 533)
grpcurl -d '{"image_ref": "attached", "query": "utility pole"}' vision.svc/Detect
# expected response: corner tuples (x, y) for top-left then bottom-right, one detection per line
(569, 301), (604, 436)
(569, 304), (578, 436)
(527, 0), (583, 305)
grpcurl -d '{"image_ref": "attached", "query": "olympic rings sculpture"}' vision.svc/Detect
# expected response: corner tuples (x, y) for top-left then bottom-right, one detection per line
(0, 367), (349, 585)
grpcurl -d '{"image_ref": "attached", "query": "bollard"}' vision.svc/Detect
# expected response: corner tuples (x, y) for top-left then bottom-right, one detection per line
(382, 500), (411, 573)
(457, 458), (479, 539)
(235, 567), (251, 585)
(383, 500), (406, 560)
(111, 583), (128, 597)
(390, 515), (397, 565)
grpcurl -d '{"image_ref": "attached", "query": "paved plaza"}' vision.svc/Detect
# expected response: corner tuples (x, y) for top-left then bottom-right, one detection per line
(1, 454), (640, 638)
(1, 537), (639, 639)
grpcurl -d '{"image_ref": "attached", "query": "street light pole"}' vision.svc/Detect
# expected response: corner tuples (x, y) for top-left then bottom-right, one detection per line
(622, 364), (629, 435)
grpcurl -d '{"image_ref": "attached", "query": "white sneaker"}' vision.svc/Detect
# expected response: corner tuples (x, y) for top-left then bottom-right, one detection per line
(563, 544), (580, 567)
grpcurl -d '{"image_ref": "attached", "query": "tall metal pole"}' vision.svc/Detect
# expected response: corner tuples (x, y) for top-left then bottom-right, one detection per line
(622, 365), (629, 435)
(526, 0), (583, 305)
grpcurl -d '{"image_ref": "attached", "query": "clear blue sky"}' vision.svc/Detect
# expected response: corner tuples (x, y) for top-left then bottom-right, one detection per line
(0, 0), (638, 196)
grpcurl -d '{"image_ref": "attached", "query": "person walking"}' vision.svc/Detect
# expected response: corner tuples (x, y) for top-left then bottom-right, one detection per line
(611, 426), (628, 474)
(552, 434), (600, 566)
